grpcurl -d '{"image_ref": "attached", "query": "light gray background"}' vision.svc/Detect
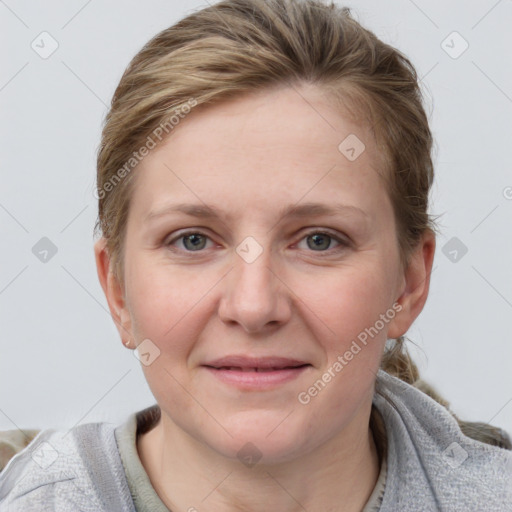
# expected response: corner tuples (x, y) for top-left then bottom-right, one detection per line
(1, 0), (511, 436)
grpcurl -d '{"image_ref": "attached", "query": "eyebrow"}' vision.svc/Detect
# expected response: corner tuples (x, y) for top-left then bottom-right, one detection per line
(143, 201), (369, 224)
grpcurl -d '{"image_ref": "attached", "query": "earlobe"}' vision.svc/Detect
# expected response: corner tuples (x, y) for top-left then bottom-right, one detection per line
(387, 231), (436, 340)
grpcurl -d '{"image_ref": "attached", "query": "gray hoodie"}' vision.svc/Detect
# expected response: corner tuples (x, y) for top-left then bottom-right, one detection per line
(1, 369), (511, 511)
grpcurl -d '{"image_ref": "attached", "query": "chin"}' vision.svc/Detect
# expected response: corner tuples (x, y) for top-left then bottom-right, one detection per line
(205, 418), (313, 466)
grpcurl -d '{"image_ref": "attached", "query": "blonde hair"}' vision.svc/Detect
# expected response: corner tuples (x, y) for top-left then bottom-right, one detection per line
(94, 0), (511, 450)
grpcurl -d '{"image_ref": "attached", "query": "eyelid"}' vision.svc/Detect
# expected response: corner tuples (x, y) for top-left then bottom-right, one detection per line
(299, 227), (350, 243)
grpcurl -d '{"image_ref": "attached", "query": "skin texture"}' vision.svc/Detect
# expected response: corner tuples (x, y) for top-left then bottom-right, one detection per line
(95, 82), (435, 512)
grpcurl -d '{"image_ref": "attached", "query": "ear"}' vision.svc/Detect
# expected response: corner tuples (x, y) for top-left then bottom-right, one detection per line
(387, 230), (436, 339)
(94, 237), (133, 347)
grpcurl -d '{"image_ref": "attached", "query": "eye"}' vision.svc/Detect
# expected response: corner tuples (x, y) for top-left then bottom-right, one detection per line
(165, 231), (214, 252)
(296, 230), (350, 254)
(164, 229), (350, 255)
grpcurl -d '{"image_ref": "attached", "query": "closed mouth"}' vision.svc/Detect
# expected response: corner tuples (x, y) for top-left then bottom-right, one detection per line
(210, 364), (310, 372)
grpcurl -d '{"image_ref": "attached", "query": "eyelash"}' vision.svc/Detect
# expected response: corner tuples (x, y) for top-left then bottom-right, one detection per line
(164, 229), (350, 256)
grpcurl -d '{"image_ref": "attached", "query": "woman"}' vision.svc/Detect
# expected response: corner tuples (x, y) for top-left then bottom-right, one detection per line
(1, 0), (511, 510)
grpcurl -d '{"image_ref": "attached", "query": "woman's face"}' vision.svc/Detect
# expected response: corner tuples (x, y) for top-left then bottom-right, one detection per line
(100, 83), (423, 463)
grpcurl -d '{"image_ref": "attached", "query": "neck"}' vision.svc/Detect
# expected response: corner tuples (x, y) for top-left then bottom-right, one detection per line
(138, 403), (382, 512)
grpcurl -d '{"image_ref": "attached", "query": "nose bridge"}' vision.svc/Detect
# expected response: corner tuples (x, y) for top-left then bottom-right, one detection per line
(219, 240), (289, 332)
(235, 247), (274, 297)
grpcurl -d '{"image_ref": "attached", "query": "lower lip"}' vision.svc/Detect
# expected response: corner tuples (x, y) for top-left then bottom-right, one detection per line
(202, 365), (311, 390)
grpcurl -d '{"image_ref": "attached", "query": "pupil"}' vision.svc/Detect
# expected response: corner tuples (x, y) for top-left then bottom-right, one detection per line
(308, 233), (330, 251)
(184, 234), (205, 251)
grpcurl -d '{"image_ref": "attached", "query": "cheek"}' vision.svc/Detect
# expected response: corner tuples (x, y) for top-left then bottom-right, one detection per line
(126, 256), (213, 343)
(292, 269), (391, 414)
(298, 263), (395, 349)
(124, 265), (215, 415)
(125, 261), (210, 415)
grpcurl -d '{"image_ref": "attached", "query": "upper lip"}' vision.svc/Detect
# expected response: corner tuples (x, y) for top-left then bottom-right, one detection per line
(203, 355), (310, 369)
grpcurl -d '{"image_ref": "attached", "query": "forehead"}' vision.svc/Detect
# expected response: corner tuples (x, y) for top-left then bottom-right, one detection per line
(129, 84), (390, 223)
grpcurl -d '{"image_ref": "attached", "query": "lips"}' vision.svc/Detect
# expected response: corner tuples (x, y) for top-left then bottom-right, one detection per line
(214, 366), (307, 372)
(202, 356), (311, 390)
(203, 355), (310, 371)
(201, 356), (312, 390)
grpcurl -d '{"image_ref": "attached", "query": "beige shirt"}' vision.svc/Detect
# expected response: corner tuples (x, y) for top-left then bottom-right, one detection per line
(114, 404), (386, 512)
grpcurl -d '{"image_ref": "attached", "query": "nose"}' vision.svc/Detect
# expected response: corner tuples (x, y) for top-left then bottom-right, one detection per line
(218, 249), (291, 334)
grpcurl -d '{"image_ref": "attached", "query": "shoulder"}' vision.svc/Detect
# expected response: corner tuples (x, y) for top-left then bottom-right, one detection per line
(374, 370), (512, 511)
(0, 428), (41, 472)
(0, 420), (135, 512)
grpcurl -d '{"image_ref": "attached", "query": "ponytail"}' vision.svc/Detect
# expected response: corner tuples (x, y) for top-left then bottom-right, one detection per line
(381, 337), (512, 450)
